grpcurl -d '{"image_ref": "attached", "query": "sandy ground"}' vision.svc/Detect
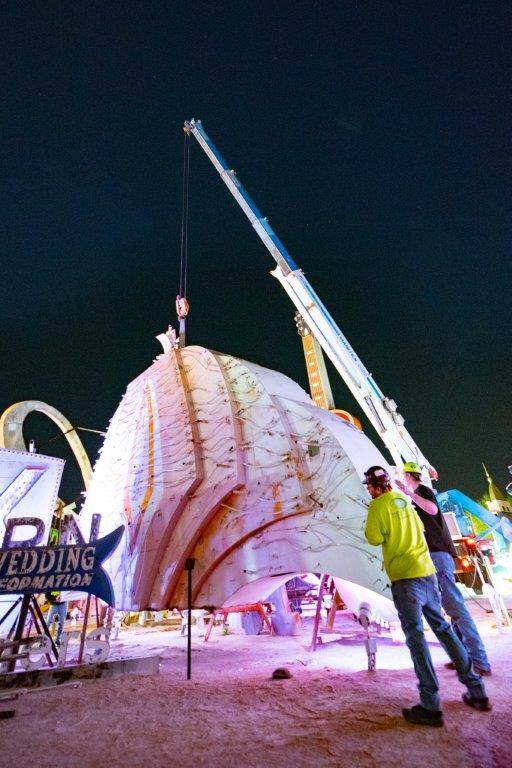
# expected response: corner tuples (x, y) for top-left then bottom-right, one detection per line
(1, 604), (511, 768)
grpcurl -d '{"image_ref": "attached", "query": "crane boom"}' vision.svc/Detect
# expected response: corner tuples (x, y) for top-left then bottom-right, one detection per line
(295, 311), (335, 411)
(184, 118), (434, 474)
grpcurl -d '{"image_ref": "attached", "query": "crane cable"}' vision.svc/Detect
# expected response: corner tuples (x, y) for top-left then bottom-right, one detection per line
(176, 130), (191, 347)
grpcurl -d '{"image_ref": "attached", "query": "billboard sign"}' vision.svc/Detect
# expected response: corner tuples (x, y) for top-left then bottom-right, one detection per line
(0, 447), (64, 626)
(0, 447), (64, 548)
(0, 526), (123, 605)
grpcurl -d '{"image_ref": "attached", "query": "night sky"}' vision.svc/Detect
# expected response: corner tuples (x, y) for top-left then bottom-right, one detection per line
(2, 3), (511, 501)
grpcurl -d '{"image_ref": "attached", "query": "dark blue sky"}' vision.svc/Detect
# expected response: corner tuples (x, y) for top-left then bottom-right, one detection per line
(2, 2), (511, 500)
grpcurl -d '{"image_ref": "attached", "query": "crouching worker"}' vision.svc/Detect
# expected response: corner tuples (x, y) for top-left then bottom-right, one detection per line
(363, 465), (491, 726)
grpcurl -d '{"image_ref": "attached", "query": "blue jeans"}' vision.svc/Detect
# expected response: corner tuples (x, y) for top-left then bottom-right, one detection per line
(46, 602), (67, 643)
(391, 575), (486, 711)
(430, 551), (490, 671)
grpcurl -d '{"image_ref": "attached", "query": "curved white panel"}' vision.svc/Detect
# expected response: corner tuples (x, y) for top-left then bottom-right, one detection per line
(80, 345), (395, 618)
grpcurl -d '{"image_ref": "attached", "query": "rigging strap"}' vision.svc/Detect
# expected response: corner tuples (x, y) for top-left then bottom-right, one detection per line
(177, 130), (191, 346)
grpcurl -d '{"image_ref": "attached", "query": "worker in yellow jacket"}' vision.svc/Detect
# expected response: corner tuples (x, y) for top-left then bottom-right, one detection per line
(363, 465), (490, 726)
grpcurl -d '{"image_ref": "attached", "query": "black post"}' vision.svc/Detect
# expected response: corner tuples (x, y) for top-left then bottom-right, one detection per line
(184, 558), (195, 680)
(0, 596), (22, 630)
(8, 594), (31, 672)
(31, 596), (59, 661)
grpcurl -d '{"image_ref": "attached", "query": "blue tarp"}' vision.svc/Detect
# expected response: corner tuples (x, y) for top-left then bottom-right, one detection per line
(437, 489), (512, 551)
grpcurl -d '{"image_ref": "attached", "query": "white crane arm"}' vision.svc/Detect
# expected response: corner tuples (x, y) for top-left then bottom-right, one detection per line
(184, 118), (434, 475)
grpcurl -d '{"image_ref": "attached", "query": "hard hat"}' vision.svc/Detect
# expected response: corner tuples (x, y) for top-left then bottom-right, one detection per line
(363, 466), (391, 487)
(403, 461), (422, 475)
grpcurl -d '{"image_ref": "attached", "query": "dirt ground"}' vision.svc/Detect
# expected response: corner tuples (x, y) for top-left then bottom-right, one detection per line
(1, 606), (511, 768)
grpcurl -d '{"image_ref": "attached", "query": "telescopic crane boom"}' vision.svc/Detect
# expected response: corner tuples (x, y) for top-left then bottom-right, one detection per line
(184, 118), (435, 476)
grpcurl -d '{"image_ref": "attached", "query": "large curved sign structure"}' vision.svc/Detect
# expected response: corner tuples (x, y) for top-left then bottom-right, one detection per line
(0, 400), (92, 489)
(79, 344), (396, 619)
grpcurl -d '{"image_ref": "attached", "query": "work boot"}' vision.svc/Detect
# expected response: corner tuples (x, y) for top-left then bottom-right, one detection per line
(462, 693), (492, 712)
(402, 704), (444, 727)
(473, 665), (492, 676)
